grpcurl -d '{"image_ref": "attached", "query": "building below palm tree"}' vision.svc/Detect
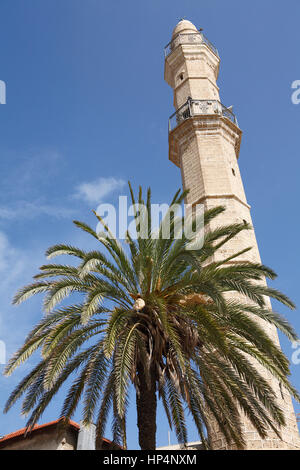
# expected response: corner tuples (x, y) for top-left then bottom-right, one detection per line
(157, 441), (203, 450)
(0, 418), (119, 450)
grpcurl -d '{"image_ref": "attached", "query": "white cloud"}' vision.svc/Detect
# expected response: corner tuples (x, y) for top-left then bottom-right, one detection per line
(0, 149), (75, 222)
(0, 231), (36, 303)
(1, 150), (64, 199)
(0, 231), (14, 272)
(0, 231), (37, 343)
(0, 231), (47, 401)
(0, 232), (29, 294)
(0, 201), (76, 221)
(74, 177), (126, 204)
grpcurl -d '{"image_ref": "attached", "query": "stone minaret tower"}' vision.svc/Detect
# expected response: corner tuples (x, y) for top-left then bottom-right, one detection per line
(164, 19), (300, 450)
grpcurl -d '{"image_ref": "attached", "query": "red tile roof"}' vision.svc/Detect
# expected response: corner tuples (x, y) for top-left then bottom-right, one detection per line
(0, 418), (79, 447)
(0, 418), (116, 449)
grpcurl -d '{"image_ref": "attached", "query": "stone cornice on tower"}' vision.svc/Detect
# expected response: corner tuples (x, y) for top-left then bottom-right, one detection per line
(169, 113), (242, 167)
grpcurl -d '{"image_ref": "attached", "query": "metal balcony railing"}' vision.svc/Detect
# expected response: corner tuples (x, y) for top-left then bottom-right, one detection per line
(164, 32), (219, 58)
(168, 99), (238, 132)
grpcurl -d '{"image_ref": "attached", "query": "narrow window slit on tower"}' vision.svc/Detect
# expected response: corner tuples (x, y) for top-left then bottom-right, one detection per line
(232, 168), (235, 176)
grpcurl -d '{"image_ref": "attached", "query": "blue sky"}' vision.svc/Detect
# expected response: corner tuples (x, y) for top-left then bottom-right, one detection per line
(0, 0), (300, 449)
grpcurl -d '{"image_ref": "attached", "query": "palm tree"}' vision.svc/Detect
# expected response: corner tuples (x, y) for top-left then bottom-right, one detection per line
(4, 184), (299, 450)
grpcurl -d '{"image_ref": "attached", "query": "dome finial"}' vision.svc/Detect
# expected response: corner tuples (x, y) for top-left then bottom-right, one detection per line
(172, 19), (198, 38)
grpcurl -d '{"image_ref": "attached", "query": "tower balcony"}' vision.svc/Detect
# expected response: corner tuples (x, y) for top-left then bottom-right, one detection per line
(164, 32), (219, 58)
(168, 98), (238, 133)
(168, 98), (242, 167)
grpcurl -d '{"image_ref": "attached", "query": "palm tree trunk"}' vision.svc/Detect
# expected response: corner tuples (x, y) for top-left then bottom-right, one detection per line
(136, 363), (157, 450)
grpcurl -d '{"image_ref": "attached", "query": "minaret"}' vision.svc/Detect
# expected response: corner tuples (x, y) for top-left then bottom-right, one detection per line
(164, 19), (300, 450)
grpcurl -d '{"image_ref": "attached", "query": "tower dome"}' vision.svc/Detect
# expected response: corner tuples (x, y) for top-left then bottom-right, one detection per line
(172, 19), (198, 38)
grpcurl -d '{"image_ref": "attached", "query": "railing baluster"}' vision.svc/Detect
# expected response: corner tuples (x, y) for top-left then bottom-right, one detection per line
(168, 99), (238, 132)
(164, 32), (219, 58)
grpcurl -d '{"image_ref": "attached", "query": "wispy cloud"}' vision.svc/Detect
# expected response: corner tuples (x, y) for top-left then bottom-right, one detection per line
(0, 149), (126, 223)
(0, 230), (47, 411)
(0, 231), (42, 345)
(0, 201), (76, 221)
(0, 150), (63, 200)
(0, 149), (75, 222)
(0, 231), (18, 275)
(0, 231), (41, 308)
(74, 177), (126, 204)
